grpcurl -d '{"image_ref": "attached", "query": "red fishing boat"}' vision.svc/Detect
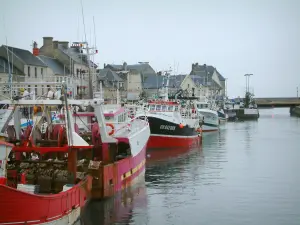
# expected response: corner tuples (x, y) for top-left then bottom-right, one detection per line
(0, 85), (150, 224)
(0, 97), (93, 225)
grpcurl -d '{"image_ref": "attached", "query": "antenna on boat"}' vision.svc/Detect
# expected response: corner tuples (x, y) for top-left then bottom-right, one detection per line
(2, 16), (13, 100)
(80, 0), (93, 102)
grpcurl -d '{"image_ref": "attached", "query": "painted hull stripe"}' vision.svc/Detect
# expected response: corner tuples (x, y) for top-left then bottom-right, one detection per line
(150, 134), (201, 138)
(121, 159), (146, 181)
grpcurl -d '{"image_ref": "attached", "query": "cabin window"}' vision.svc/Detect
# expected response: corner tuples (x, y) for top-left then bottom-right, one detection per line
(156, 105), (161, 111)
(150, 105), (155, 111)
(168, 106), (173, 111)
(174, 106), (178, 111)
(161, 105), (167, 111)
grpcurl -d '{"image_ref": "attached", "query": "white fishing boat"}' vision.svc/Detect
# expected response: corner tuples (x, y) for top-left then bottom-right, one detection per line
(195, 96), (219, 132)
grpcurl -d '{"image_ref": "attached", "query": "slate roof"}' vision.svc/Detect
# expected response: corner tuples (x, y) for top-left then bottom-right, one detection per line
(1, 45), (46, 67)
(168, 75), (186, 88)
(190, 74), (206, 86)
(0, 57), (23, 74)
(97, 68), (123, 88)
(106, 63), (156, 74)
(190, 64), (225, 81)
(37, 55), (70, 75)
(58, 44), (98, 68)
(142, 73), (164, 89)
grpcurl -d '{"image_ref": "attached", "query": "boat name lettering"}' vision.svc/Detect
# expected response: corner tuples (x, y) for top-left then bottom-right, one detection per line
(160, 125), (176, 130)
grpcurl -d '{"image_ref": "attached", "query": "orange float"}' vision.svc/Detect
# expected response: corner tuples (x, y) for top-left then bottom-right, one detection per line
(106, 123), (115, 136)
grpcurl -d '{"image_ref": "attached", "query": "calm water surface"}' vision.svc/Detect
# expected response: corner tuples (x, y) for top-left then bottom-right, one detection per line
(81, 108), (300, 225)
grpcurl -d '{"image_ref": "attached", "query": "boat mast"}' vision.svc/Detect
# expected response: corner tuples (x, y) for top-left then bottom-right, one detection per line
(162, 68), (172, 101)
(80, 0), (93, 101)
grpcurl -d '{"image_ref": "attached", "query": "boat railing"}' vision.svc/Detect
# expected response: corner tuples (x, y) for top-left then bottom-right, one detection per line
(81, 117), (148, 136)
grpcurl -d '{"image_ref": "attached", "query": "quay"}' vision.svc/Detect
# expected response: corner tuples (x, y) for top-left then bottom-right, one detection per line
(254, 97), (300, 108)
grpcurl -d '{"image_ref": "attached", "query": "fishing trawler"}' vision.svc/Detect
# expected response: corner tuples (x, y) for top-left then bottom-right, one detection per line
(0, 81), (150, 224)
(135, 71), (202, 149)
(195, 96), (219, 132)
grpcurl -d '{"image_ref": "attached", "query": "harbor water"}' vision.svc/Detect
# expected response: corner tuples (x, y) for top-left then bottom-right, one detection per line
(80, 108), (300, 225)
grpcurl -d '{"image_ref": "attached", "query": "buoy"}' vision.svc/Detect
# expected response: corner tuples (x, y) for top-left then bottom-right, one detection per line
(179, 123), (184, 128)
(106, 123), (115, 136)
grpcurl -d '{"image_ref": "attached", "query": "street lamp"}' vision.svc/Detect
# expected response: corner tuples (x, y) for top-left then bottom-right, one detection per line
(224, 78), (228, 97)
(244, 74), (253, 93)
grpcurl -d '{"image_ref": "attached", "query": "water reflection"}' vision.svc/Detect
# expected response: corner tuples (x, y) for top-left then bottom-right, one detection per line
(79, 108), (300, 225)
(80, 183), (148, 225)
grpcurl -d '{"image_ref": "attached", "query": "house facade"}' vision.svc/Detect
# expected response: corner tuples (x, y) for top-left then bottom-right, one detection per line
(190, 63), (226, 96)
(0, 45), (47, 98)
(105, 62), (157, 100)
(96, 68), (124, 100)
(38, 37), (98, 98)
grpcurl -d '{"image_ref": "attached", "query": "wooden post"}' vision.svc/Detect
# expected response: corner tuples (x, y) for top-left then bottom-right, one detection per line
(67, 148), (77, 184)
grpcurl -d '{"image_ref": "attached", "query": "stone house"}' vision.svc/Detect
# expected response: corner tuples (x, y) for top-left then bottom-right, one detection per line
(0, 44), (47, 98)
(38, 37), (98, 98)
(96, 68), (124, 100)
(190, 63), (226, 96)
(105, 62), (158, 99)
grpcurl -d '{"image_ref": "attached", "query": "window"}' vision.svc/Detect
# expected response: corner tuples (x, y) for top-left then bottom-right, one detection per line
(42, 85), (44, 95)
(150, 105), (155, 111)
(28, 66), (30, 77)
(41, 68), (43, 78)
(188, 84), (190, 88)
(35, 85), (37, 95)
(156, 105), (161, 111)
(168, 106), (173, 111)
(28, 85), (31, 92)
(35, 67), (37, 78)
(161, 105), (167, 111)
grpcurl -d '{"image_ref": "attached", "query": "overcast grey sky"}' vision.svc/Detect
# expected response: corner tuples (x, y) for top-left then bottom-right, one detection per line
(1, 0), (300, 97)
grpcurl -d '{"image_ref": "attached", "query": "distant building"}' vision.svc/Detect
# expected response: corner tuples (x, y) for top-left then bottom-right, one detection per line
(0, 44), (47, 97)
(96, 68), (124, 100)
(38, 37), (98, 98)
(190, 63), (226, 96)
(105, 62), (158, 99)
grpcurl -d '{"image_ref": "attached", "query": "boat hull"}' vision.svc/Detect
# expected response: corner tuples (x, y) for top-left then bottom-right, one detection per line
(201, 123), (219, 132)
(142, 116), (201, 149)
(0, 182), (87, 225)
(147, 134), (201, 149)
(86, 122), (150, 199)
(86, 145), (147, 199)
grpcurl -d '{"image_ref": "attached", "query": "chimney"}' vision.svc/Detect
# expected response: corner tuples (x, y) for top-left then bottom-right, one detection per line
(43, 37), (53, 46)
(32, 41), (39, 56)
(123, 62), (127, 71)
(53, 41), (59, 49)
(104, 63), (106, 68)
(59, 41), (69, 49)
